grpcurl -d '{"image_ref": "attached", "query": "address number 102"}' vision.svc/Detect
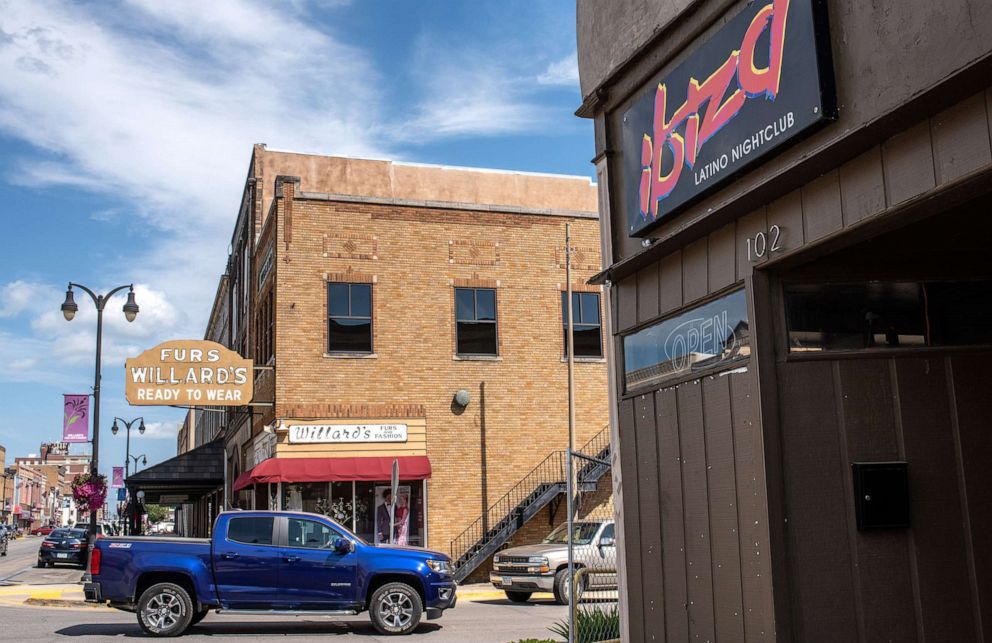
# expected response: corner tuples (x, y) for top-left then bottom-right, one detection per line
(745, 225), (783, 262)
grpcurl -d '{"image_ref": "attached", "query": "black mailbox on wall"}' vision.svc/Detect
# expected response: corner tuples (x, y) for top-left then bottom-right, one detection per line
(852, 461), (910, 530)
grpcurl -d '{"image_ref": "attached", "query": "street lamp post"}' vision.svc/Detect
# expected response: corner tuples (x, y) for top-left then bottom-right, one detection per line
(61, 283), (139, 545)
(112, 417), (145, 536)
(128, 454), (148, 471)
(111, 417), (145, 479)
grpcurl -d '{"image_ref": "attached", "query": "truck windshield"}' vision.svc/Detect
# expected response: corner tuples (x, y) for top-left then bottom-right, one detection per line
(542, 523), (600, 545)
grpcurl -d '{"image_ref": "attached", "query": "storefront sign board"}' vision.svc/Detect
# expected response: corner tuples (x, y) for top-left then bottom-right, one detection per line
(621, 0), (835, 236)
(125, 340), (253, 406)
(287, 424), (408, 444)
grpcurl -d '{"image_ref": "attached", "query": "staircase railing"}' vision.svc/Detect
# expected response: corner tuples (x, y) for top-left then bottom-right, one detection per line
(449, 450), (565, 572)
(449, 424), (613, 582)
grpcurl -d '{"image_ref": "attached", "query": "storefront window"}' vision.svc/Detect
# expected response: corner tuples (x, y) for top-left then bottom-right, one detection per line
(282, 482), (328, 514)
(354, 481), (425, 546)
(623, 289), (750, 391)
(274, 479), (426, 546)
(784, 279), (992, 352)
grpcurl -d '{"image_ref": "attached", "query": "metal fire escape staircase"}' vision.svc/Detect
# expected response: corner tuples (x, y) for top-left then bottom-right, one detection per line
(449, 426), (612, 583)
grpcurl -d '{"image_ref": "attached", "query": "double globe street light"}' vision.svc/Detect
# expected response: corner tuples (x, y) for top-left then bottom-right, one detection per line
(61, 283), (139, 547)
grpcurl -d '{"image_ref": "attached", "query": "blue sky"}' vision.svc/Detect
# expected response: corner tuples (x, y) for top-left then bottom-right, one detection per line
(0, 1), (593, 479)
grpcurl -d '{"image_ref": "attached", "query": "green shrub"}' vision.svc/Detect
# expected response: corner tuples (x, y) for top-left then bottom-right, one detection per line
(548, 605), (621, 643)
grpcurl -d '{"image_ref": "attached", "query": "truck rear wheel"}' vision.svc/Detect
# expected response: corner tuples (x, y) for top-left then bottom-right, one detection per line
(369, 582), (423, 635)
(136, 582), (194, 637)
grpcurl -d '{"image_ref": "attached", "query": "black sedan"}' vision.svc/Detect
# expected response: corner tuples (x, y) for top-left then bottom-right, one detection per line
(38, 528), (89, 568)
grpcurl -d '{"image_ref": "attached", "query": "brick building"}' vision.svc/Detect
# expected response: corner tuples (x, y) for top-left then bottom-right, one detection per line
(191, 146), (612, 578)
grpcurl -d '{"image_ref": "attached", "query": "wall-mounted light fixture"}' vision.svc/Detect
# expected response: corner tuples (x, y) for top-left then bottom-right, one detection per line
(453, 389), (471, 408)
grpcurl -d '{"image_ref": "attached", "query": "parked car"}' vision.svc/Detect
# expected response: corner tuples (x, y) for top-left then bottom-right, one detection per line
(30, 525), (55, 536)
(490, 520), (617, 604)
(73, 522), (108, 538)
(84, 510), (456, 637)
(0, 524), (8, 556)
(38, 528), (89, 568)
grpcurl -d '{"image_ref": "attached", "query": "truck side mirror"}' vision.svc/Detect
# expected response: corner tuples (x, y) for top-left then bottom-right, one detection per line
(334, 537), (354, 554)
(599, 537), (615, 548)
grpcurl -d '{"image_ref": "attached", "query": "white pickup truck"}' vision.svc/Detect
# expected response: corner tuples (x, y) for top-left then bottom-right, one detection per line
(490, 520), (616, 604)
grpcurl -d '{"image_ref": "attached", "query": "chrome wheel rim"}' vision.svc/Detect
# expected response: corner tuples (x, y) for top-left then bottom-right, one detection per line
(144, 592), (182, 631)
(379, 591), (414, 628)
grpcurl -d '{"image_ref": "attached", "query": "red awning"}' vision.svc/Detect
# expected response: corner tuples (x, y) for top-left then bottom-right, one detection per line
(233, 455), (431, 491)
(232, 472), (252, 493)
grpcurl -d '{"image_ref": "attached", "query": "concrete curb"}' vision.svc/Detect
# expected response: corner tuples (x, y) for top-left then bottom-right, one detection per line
(0, 582), (552, 608)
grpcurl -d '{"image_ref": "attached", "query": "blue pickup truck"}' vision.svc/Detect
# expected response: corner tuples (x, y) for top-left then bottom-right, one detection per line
(84, 510), (456, 636)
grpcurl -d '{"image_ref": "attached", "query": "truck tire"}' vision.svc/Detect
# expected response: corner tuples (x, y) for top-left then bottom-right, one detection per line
(505, 591), (533, 603)
(553, 568), (587, 605)
(369, 582), (423, 636)
(136, 582), (194, 637)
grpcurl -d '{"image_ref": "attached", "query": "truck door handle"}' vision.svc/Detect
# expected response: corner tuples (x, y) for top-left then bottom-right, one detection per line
(284, 555), (301, 563)
(221, 552), (240, 560)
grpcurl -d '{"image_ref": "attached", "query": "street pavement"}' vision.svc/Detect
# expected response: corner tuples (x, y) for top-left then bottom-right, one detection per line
(1, 535), (86, 586)
(0, 536), (570, 642)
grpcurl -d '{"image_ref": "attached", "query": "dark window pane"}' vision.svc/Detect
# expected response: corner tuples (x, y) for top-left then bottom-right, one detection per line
(581, 293), (600, 325)
(228, 517), (273, 545)
(329, 318), (372, 353)
(476, 289), (496, 321)
(350, 284), (371, 317)
(328, 283), (349, 317)
(455, 289), (474, 321)
(623, 289), (749, 390)
(457, 321), (498, 355)
(573, 325), (602, 357)
(785, 282), (925, 352)
(926, 280), (992, 347)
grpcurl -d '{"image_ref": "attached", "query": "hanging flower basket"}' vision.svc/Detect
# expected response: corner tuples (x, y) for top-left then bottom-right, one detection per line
(71, 472), (108, 513)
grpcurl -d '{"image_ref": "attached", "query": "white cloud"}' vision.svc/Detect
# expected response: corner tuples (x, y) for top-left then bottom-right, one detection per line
(537, 53), (579, 87)
(0, 280), (60, 317)
(398, 35), (564, 141)
(141, 421), (181, 441)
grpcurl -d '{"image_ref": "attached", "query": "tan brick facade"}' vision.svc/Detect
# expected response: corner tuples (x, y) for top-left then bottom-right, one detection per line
(222, 149), (611, 563)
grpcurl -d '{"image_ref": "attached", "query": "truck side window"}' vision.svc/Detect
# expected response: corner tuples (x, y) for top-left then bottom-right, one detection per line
(287, 518), (341, 549)
(599, 524), (615, 542)
(227, 517), (274, 545)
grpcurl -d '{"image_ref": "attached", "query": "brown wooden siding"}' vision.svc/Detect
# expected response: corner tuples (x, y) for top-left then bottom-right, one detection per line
(617, 369), (775, 642)
(776, 353), (991, 642)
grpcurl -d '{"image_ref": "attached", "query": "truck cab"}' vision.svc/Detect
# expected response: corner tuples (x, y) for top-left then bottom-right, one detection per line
(85, 510), (456, 636)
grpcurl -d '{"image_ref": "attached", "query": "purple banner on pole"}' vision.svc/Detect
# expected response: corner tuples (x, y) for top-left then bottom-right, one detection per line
(63, 394), (90, 443)
(112, 467), (124, 488)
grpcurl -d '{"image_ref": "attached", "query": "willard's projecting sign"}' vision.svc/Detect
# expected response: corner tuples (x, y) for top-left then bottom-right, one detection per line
(622, 0), (835, 236)
(125, 340), (253, 406)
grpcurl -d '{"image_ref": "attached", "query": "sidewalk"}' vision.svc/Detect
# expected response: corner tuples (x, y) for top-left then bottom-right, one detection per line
(0, 581), (539, 609)
(0, 583), (96, 609)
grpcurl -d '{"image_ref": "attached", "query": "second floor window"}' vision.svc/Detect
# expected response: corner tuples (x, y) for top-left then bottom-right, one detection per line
(328, 283), (372, 353)
(455, 287), (498, 356)
(562, 292), (603, 357)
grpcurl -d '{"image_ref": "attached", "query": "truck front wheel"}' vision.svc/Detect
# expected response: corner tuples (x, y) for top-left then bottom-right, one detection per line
(369, 582), (423, 635)
(136, 582), (194, 637)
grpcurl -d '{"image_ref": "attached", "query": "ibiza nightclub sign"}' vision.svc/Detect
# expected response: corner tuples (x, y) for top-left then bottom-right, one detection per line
(622, 0), (835, 236)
